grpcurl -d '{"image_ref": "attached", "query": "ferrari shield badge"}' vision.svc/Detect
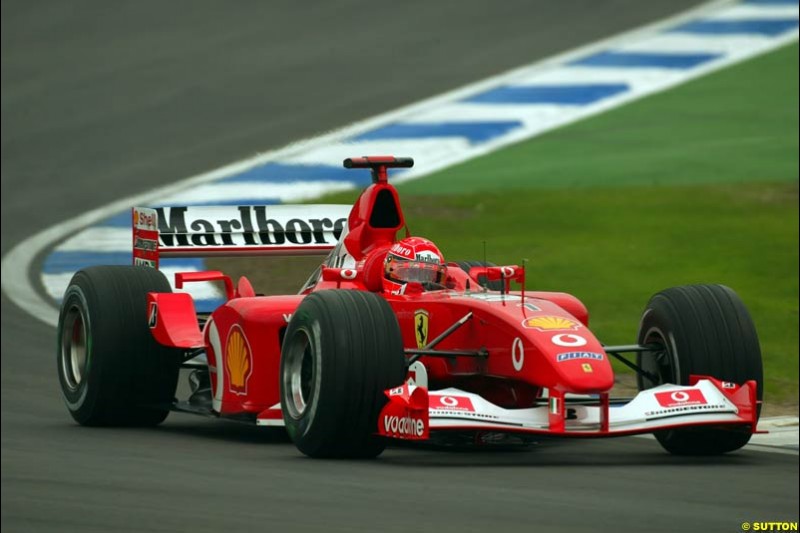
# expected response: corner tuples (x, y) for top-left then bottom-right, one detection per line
(414, 309), (429, 349)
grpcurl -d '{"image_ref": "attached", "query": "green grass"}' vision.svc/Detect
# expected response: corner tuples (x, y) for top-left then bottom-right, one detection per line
(400, 43), (798, 193)
(211, 44), (799, 405)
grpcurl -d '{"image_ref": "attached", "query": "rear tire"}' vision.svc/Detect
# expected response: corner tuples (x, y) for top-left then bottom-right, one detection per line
(280, 290), (406, 458)
(57, 266), (182, 426)
(636, 284), (763, 455)
(453, 260), (503, 291)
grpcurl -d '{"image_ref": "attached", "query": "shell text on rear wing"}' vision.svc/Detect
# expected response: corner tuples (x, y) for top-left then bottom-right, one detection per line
(132, 205), (351, 267)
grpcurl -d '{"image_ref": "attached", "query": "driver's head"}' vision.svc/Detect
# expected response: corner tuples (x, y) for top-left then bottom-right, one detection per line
(383, 237), (446, 294)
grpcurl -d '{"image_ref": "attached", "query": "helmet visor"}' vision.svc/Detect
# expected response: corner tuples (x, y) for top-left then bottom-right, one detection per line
(385, 256), (446, 285)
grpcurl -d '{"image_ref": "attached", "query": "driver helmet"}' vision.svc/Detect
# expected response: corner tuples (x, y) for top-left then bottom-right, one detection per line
(383, 236), (446, 293)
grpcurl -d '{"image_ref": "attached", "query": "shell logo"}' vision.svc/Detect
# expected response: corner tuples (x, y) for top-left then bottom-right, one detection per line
(522, 315), (580, 331)
(226, 325), (252, 395)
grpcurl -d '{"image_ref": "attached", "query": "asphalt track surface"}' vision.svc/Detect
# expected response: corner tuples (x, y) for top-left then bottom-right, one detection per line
(2, 1), (797, 532)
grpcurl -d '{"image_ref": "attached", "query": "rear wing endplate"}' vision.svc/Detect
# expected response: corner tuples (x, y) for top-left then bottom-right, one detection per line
(132, 205), (350, 267)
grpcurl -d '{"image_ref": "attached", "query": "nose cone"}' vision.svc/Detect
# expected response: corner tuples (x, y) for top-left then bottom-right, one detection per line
(548, 346), (614, 393)
(520, 315), (614, 394)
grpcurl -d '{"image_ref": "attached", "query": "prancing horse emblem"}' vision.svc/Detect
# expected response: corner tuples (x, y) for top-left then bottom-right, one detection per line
(415, 309), (429, 349)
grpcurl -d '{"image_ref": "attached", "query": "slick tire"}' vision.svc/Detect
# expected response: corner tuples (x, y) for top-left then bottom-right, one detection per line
(454, 260), (503, 291)
(280, 290), (406, 458)
(636, 284), (763, 455)
(57, 266), (182, 426)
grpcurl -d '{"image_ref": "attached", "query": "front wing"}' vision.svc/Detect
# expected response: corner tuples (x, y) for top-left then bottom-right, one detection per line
(378, 375), (759, 441)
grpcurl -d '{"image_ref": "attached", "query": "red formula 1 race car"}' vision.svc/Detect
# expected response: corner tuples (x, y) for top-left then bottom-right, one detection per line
(57, 157), (763, 458)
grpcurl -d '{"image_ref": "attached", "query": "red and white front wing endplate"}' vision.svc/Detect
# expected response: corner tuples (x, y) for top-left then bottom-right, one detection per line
(379, 376), (758, 440)
(378, 382), (430, 440)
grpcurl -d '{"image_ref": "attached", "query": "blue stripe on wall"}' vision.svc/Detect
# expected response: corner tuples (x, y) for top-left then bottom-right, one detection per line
(351, 121), (523, 144)
(218, 163), (373, 185)
(195, 298), (226, 313)
(462, 84), (630, 105)
(570, 51), (721, 69)
(164, 198), (284, 207)
(49, 292), (225, 312)
(43, 251), (205, 274)
(44, 251), (132, 273)
(95, 198), (284, 228)
(742, 0), (798, 5)
(670, 18), (799, 36)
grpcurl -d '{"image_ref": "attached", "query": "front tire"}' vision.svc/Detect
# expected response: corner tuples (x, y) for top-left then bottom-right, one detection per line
(636, 284), (763, 455)
(453, 260), (503, 291)
(280, 290), (406, 458)
(57, 266), (182, 426)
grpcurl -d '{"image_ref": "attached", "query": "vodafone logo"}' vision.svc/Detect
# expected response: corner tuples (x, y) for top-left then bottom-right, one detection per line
(340, 269), (357, 280)
(440, 396), (459, 407)
(430, 395), (475, 412)
(501, 266), (515, 277)
(383, 415), (425, 437)
(512, 337), (524, 371)
(655, 389), (707, 408)
(551, 334), (587, 347)
(671, 391), (690, 402)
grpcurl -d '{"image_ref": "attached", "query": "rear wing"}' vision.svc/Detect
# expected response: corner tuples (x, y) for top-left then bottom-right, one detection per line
(132, 205), (350, 267)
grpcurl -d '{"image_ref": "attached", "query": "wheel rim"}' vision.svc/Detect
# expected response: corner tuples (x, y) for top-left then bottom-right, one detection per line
(640, 326), (677, 388)
(283, 327), (317, 419)
(61, 305), (88, 391)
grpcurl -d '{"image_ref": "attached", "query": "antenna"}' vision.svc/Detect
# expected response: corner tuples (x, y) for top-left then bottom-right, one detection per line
(521, 258), (528, 302)
(482, 240), (487, 266)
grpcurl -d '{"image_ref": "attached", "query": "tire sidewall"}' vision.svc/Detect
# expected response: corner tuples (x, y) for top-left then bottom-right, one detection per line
(454, 260), (501, 291)
(281, 316), (325, 443)
(57, 282), (98, 421)
(636, 306), (682, 390)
